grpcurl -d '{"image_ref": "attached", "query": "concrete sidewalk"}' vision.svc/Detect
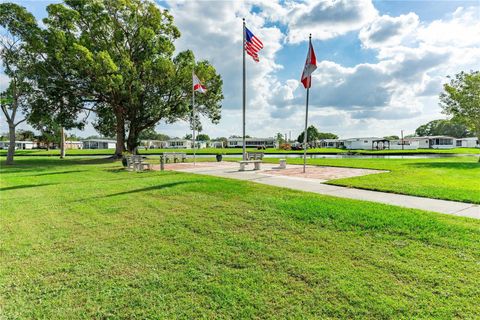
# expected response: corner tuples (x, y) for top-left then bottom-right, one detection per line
(173, 162), (480, 220)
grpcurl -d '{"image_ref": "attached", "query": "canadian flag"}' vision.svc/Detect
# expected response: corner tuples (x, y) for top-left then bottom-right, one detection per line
(300, 41), (317, 89)
(193, 74), (207, 93)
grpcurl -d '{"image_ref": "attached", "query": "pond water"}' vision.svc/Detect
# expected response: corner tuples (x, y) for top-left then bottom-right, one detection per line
(195, 153), (476, 159)
(61, 152), (478, 159)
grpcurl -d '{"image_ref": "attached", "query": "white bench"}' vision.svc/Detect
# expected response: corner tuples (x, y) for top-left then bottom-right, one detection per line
(162, 152), (187, 163)
(126, 155), (151, 171)
(246, 152), (264, 160)
(239, 160), (262, 171)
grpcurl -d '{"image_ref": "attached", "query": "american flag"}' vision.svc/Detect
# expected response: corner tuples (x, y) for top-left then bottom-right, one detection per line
(245, 27), (263, 62)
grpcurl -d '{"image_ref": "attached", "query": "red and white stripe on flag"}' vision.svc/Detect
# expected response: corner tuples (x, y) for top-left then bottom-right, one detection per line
(245, 27), (263, 62)
(300, 41), (317, 89)
(193, 74), (207, 93)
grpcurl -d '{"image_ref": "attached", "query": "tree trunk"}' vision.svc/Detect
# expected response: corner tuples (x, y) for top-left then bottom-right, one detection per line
(114, 113), (125, 158)
(126, 128), (139, 154)
(477, 132), (480, 163)
(60, 127), (66, 159)
(6, 123), (16, 165)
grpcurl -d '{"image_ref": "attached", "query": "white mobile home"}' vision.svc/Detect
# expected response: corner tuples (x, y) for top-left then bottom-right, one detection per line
(344, 137), (390, 150)
(389, 139), (420, 150)
(410, 136), (455, 149)
(0, 141), (35, 150)
(166, 139), (193, 149)
(210, 141), (225, 148)
(318, 139), (345, 148)
(194, 141), (207, 149)
(65, 141), (83, 149)
(82, 139), (117, 149)
(455, 137), (479, 148)
(227, 137), (276, 148)
(141, 140), (168, 149)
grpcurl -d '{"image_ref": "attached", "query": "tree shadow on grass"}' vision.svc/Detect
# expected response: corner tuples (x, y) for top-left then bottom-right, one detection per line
(0, 157), (117, 174)
(30, 170), (88, 177)
(74, 158), (118, 165)
(0, 183), (58, 192)
(406, 162), (480, 170)
(103, 180), (201, 198)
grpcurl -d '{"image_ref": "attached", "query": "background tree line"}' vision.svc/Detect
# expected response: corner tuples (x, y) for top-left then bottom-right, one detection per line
(297, 125), (338, 144)
(415, 119), (475, 138)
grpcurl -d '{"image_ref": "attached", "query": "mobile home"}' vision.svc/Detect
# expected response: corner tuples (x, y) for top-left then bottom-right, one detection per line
(65, 141), (83, 149)
(166, 139), (193, 149)
(411, 136), (455, 149)
(318, 139), (345, 148)
(141, 140), (168, 149)
(227, 137), (276, 148)
(82, 139), (117, 149)
(389, 139), (420, 150)
(0, 141), (35, 150)
(455, 137), (479, 148)
(344, 137), (390, 150)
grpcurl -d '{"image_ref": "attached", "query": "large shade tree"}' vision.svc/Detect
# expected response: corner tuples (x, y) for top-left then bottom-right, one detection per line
(440, 71), (480, 144)
(0, 3), (40, 164)
(32, 0), (223, 157)
(297, 125), (320, 144)
(297, 125), (339, 144)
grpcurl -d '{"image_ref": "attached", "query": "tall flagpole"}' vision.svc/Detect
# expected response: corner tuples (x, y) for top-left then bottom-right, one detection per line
(303, 88), (310, 173)
(192, 64), (196, 166)
(303, 34), (312, 173)
(242, 18), (246, 160)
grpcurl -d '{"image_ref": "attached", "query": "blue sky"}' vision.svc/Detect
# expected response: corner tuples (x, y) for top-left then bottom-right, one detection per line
(1, 0), (480, 139)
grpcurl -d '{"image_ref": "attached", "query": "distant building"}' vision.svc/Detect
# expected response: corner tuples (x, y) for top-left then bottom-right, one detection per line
(0, 141), (35, 150)
(408, 136), (455, 149)
(389, 139), (420, 150)
(194, 141), (207, 149)
(82, 139), (116, 149)
(227, 137), (276, 148)
(210, 140), (225, 148)
(317, 139), (345, 148)
(65, 141), (83, 149)
(141, 140), (168, 149)
(166, 139), (193, 149)
(455, 137), (479, 148)
(344, 137), (390, 150)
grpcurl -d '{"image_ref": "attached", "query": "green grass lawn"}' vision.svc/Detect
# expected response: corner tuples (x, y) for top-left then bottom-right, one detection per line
(1, 157), (480, 318)
(2, 146), (479, 156)
(263, 156), (480, 204)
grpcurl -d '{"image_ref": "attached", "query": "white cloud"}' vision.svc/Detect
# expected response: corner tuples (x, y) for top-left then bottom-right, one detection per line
(268, 3), (480, 139)
(359, 13), (419, 48)
(417, 6), (480, 48)
(157, 0), (285, 137)
(285, 0), (378, 43)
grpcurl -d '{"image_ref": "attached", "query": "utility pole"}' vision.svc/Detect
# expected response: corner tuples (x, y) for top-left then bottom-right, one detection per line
(60, 127), (65, 159)
(401, 130), (404, 150)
